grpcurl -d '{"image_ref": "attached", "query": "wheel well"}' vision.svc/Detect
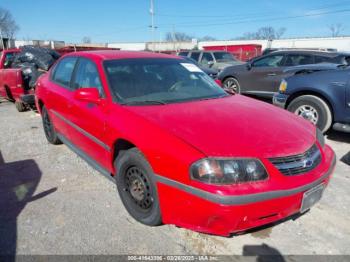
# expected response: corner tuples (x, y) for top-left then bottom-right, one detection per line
(286, 90), (334, 118)
(112, 139), (136, 162)
(222, 75), (238, 83)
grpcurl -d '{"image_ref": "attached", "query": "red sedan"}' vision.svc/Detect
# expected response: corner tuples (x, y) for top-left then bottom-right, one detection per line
(35, 51), (336, 236)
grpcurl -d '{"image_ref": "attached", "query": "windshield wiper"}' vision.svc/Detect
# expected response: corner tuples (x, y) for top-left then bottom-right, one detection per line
(121, 100), (167, 105)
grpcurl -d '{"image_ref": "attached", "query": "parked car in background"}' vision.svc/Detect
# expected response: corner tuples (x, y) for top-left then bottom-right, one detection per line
(178, 50), (243, 71)
(36, 50), (335, 236)
(202, 44), (262, 61)
(273, 65), (350, 133)
(0, 48), (35, 111)
(218, 50), (350, 97)
(179, 56), (218, 79)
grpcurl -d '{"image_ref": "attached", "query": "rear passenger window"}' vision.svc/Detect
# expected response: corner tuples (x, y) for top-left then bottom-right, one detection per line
(284, 55), (314, 66)
(73, 58), (103, 95)
(52, 57), (77, 88)
(190, 52), (200, 61)
(200, 53), (214, 66)
(315, 56), (330, 64)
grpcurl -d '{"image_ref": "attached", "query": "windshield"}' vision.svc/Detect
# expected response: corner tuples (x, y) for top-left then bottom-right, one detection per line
(213, 52), (237, 62)
(104, 58), (228, 105)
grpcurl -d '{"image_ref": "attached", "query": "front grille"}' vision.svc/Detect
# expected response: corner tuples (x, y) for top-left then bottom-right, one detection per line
(269, 144), (322, 176)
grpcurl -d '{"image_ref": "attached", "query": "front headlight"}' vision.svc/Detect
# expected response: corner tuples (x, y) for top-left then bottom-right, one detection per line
(190, 158), (268, 185)
(279, 79), (288, 93)
(316, 128), (325, 147)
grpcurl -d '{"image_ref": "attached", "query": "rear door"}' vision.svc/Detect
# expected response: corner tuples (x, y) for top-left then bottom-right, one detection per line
(46, 57), (78, 137)
(67, 58), (109, 168)
(243, 54), (286, 97)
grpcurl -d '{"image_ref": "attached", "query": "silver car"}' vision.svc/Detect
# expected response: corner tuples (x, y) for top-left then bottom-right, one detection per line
(178, 50), (244, 72)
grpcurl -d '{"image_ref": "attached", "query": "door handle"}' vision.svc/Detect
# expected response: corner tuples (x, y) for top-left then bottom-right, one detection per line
(267, 73), (276, 76)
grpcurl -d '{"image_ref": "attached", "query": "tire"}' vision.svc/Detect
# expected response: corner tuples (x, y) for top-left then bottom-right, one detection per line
(287, 95), (332, 133)
(222, 77), (240, 93)
(41, 106), (62, 145)
(115, 148), (162, 226)
(15, 101), (27, 112)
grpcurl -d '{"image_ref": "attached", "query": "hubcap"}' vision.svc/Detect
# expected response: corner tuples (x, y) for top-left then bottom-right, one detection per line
(224, 79), (238, 93)
(124, 166), (153, 210)
(295, 105), (319, 124)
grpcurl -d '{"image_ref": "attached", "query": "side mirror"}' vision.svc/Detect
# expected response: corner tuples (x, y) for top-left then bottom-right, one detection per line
(246, 62), (252, 70)
(74, 88), (101, 104)
(208, 61), (214, 67)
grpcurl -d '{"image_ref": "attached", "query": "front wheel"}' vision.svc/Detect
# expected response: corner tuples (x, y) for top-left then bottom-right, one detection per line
(15, 101), (27, 112)
(115, 148), (162, 226)
(222, 77), (240, 93)
(287, 95), (332, 133)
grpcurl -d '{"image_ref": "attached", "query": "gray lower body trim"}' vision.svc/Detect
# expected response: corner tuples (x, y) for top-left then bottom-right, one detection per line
(57, 133), (114, 183)
(333, 122), (350, 133)
(51, 109), (110, 151)
(244, 91), (277, 99)
(155, 155), (336, 206)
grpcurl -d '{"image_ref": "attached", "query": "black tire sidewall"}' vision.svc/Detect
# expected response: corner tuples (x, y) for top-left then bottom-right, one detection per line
(15, 101), (26, 112)
(115, 148), (162, 226)
(287, 96), (331, 132)
(42, 106), (60, 144)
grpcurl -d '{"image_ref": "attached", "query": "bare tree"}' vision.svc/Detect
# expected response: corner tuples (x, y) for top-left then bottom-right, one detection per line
(329, 23), (344, 37)
(0, 7), (19, 39)
(199, 35), (217, 41)
(82, 36), (92, 44)
(165, 32), (193, 42)
(236, 26), (286, 40)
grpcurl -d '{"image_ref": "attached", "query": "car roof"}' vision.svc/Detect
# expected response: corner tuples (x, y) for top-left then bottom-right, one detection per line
(63, 50), (181, 61)
(268, 50), (345, 57)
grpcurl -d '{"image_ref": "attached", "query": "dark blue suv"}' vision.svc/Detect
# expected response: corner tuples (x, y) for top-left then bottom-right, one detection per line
(273, 65), (350, 133)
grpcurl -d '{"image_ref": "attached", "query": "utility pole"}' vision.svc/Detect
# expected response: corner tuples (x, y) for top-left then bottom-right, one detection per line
(150, 0), (156, 52)
(0, 27), (6, 50)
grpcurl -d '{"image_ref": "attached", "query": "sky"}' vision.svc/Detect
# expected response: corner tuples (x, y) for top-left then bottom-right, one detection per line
(2, 0), (350, 43)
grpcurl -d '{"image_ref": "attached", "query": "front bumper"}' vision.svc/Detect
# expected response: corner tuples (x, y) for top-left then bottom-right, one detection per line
(156, 146), (336, 236)
(273, 93), (289, 108)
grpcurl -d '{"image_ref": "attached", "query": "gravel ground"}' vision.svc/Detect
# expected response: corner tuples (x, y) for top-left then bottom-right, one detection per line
(0, 100), (349, 256)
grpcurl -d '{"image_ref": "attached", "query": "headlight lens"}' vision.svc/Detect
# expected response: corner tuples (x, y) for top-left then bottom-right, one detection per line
(190, 158), (268, 185)
(316, 128), (325, 147)
(279, 79), (288, 93)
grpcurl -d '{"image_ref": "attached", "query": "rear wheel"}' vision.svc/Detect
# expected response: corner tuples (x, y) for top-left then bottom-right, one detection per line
(15, 101), (27, 112)
(115, 148), (162, 226)
(42, 106), (62, 144)
(223, 77), (240, 93)
(287, 95), (332, 133)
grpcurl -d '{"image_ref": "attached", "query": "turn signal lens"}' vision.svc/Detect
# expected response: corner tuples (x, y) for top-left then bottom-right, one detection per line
(191, 158), (268, 185)
(279, 79), (288, 93)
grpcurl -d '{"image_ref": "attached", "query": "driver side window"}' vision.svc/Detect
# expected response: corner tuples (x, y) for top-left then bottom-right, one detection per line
(253, 55), (285, 68)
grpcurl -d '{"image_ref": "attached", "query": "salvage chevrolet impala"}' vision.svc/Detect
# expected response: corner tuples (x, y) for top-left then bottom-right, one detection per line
(35, 51), (336, 236)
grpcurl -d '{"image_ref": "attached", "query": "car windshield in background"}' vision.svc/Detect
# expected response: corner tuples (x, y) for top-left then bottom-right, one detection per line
(104, 58), (228, 105)
(213, 52), (237, 62)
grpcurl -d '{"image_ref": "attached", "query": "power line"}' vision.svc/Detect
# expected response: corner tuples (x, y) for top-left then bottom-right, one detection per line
(156, 0), (350, 19)
(156, 8), (350, 29)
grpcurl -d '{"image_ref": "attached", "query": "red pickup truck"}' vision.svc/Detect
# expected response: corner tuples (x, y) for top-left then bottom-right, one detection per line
(0, 48), (36, 111)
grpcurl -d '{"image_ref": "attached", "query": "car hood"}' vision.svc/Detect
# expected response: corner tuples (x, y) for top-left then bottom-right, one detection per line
(125, 95), (316, 158)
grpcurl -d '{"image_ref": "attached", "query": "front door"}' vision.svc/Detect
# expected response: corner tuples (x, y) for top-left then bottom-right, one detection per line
(67, 58), (110, 168)
(244, 54), (286, 97)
